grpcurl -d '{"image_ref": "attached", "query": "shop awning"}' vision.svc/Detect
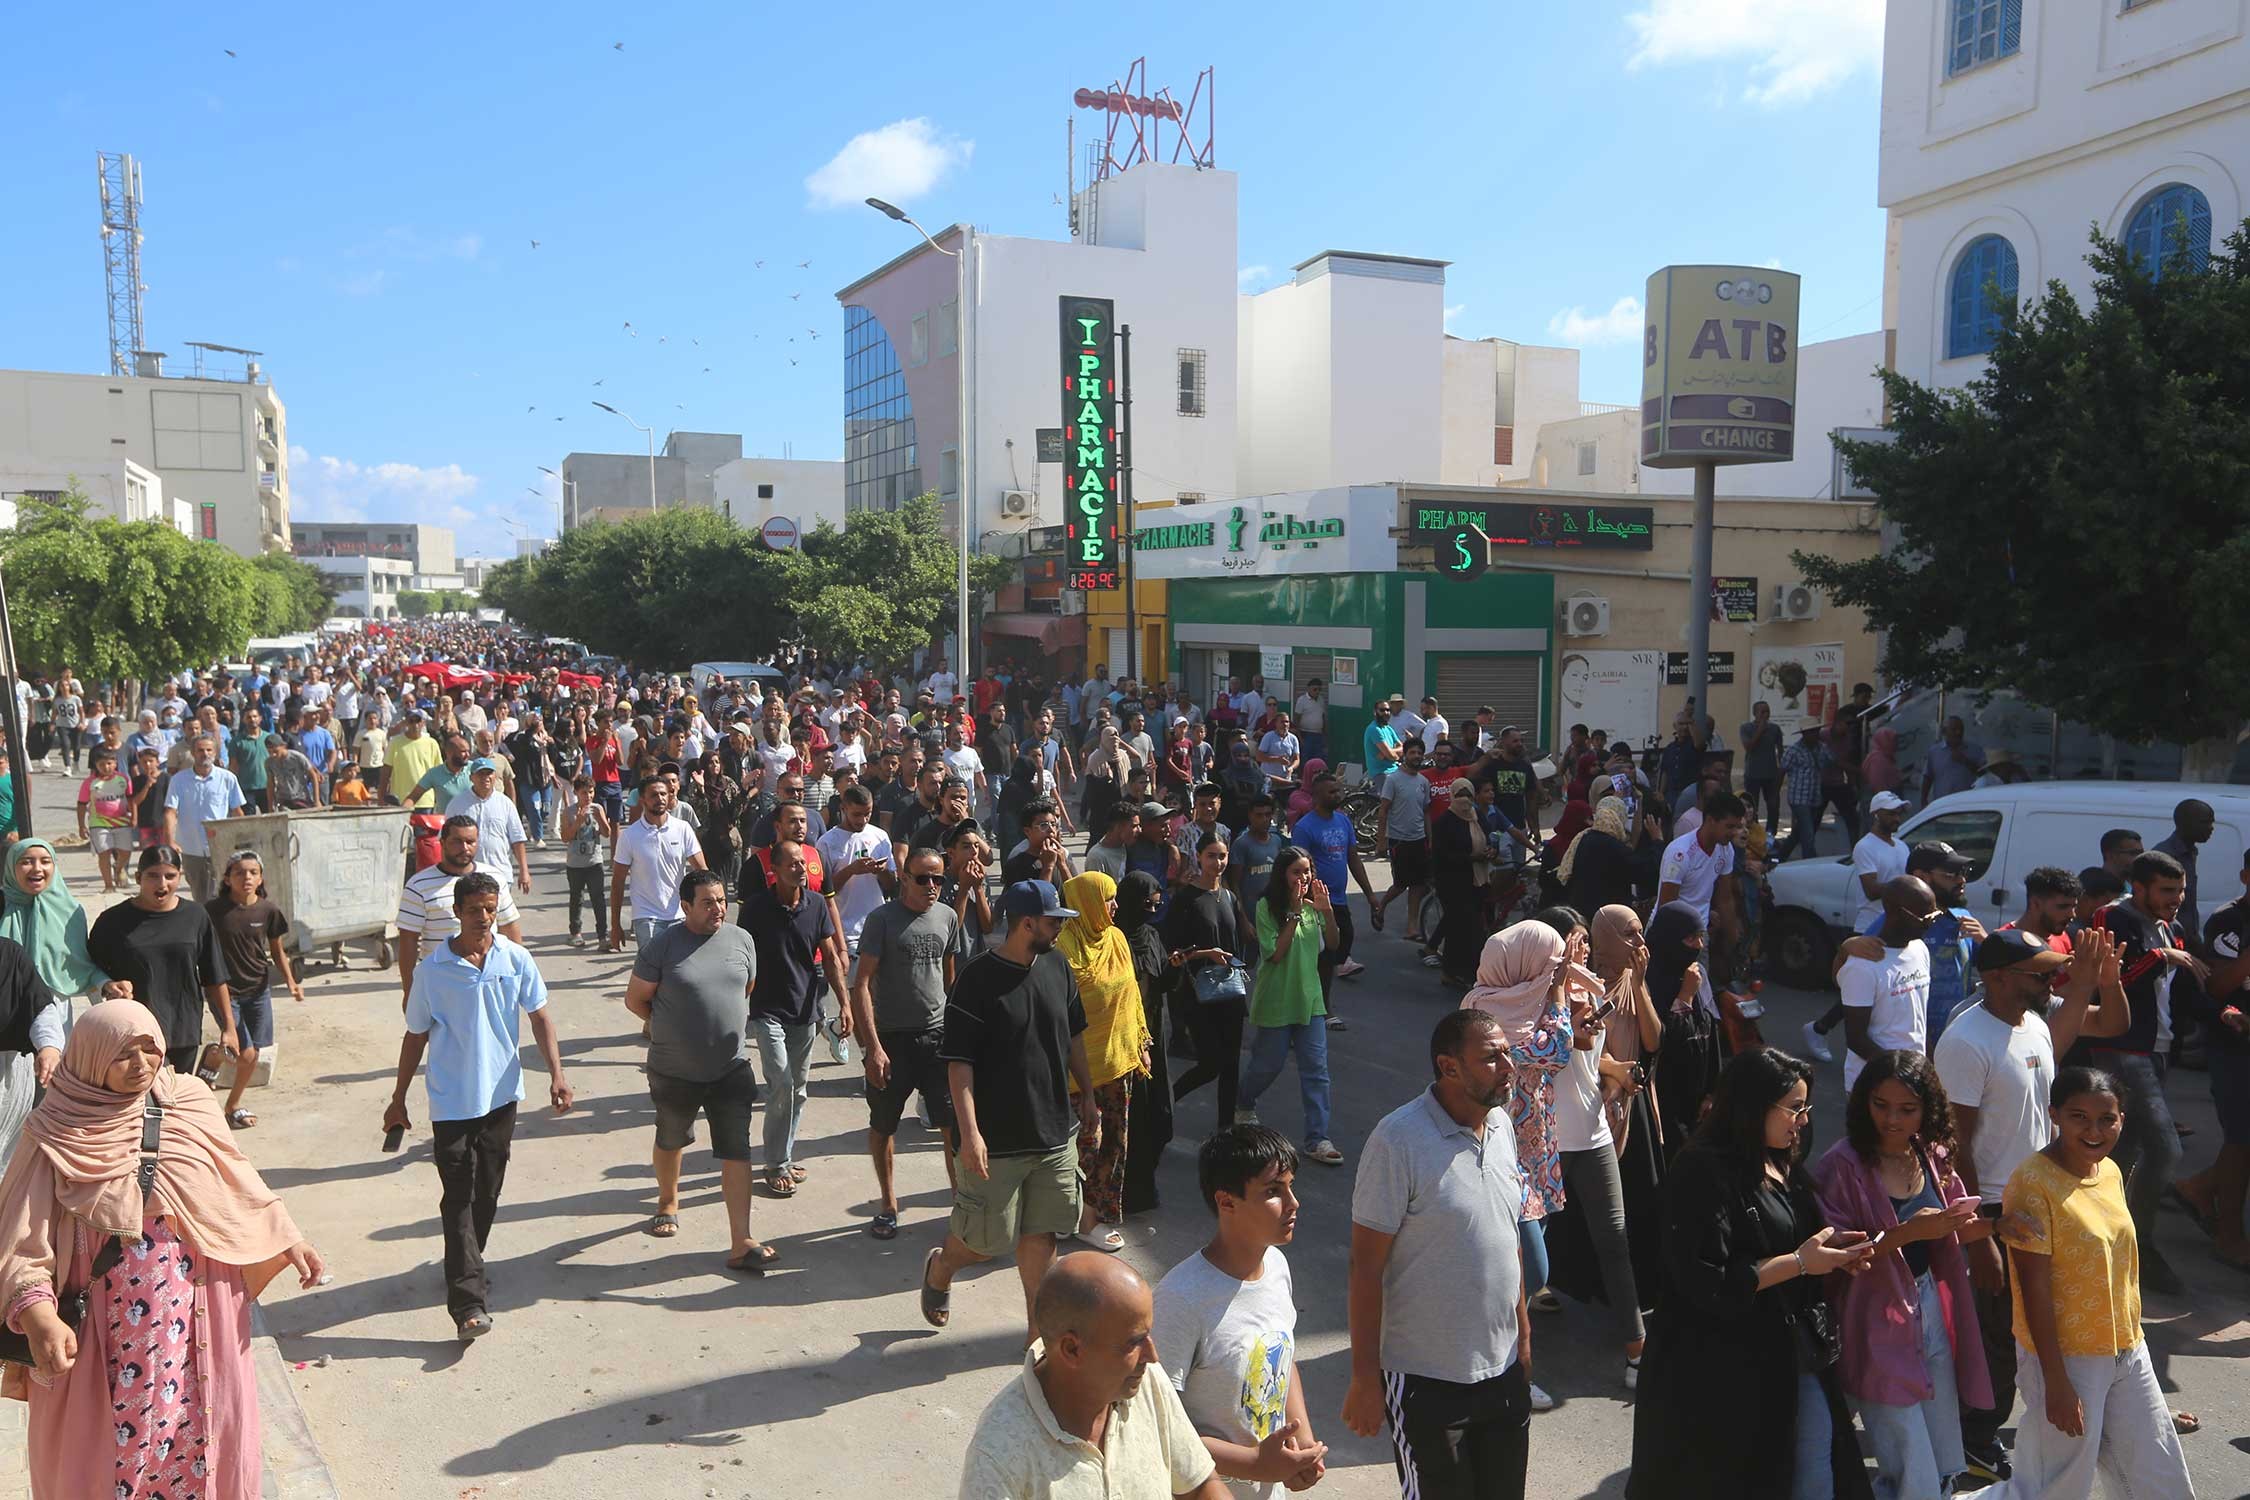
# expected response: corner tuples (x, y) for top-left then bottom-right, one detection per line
(981, 611), (1087, 654)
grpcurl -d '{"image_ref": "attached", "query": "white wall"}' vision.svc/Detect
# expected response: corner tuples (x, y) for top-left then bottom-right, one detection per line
(1438, 338), (1584, 488)
(1526, 409), (1640, 494)
(711, 457), (846, 533)
(1881, 0), (2250, 390)
(1325, 261), (1445, 485)
(1640, 332), (1887, 499)
(967, 164), (1240, 535)
(0, 455), (182, 529)
(1238, 275), (1333, 495)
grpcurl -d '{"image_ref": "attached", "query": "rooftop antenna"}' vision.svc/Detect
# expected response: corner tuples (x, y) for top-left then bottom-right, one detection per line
(97, 153), (147, 378)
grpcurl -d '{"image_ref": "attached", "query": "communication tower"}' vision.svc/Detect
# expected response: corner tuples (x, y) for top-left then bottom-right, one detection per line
(97, 152), (147, 377)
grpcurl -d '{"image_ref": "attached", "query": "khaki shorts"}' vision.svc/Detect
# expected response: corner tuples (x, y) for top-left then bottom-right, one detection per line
(949, 1139), (1082, 1256)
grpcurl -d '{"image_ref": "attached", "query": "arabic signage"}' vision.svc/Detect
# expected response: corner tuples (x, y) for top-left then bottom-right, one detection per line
(1641, 265), (1801, 468)
(1712, 576), (1759, 623)
(1663, 651), (1737, 686)
(1411, 501), (1654, 552)
(1036, 428), (1065, 464)
(1059, 295), (1121, 591)
(1129, 486), (1399, 580)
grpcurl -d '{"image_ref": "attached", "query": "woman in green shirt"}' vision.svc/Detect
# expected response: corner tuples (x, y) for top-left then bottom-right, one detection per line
(1237, 845), (1343, 1165)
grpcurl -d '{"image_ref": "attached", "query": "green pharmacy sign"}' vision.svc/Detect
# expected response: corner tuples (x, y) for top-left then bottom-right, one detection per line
(1059, 295), (1121, 590)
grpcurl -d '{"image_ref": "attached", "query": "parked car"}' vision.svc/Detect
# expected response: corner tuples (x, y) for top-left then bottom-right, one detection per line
(690, 661), (785, 701)
(1763, 780), (2250, 988)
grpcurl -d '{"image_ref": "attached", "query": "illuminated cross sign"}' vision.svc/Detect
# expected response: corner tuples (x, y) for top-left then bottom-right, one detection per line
(1059, 295), (1121, 591)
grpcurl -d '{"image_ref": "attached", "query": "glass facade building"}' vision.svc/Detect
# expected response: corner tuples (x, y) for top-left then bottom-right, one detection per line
(843, 305), (920, 513)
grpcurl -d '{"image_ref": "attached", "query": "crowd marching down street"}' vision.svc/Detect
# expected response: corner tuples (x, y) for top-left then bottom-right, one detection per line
(0, 618), (2237, 1499)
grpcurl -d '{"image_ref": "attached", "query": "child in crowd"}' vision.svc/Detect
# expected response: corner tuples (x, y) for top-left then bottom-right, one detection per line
(1151, 1125), (1328, 1497)
(331, 762), (373, 806)
(206, 850), (304, 1130)
(76, 744), (135, 892)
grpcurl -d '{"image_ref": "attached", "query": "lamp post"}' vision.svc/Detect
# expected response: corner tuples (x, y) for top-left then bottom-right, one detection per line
(866, 196), (973, 676)
(591, 402), (656, 509)
(537, 466), (576, 533)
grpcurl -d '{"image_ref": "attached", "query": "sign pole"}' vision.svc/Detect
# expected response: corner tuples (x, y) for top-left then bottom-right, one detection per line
(0, 568), (29, 838)
(1685, 459), (1716, 735)
(1117, 322), (1137, 686)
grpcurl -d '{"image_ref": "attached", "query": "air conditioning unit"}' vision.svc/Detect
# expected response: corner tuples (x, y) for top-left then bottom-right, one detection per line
(1562, 594), (1611, 638)
(1000, 489), (1038, 518)
(1772, 582), (1822, 622)
(1059, 592), (1087, 616)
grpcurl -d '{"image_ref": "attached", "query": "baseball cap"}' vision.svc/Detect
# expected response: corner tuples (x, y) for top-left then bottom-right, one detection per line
(469, 757), (499, 773)
(727, 720), (754, 736)
(1906, 840), (1974, 875)
(1139, 801), (1172, 823)
(404, 708), (427, 722)
(997, 880), (1077, 921)
(1869, 791), (1911, 813)
(1974, 929), (2070, 974)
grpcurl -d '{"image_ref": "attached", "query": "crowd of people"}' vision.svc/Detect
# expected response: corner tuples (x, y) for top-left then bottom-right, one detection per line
(0, 627), (2230, 1499)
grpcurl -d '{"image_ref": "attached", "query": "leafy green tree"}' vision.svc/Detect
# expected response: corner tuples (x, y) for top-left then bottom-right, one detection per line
(4, 516), (261, 681)
(246, 552), (335, 633)
(1796, 224), (2250, 747)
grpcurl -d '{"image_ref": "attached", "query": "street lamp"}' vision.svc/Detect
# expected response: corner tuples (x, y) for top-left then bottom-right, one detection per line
(591, 402), (657, 510)
(537, 465), (576, 533)
(865, 196), (973, 677)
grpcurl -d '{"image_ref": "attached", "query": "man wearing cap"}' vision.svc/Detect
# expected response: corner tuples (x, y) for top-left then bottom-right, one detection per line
(448, 758), (532, 895)
(920, 879), (1097, 1338)
(1936, 924), (2128, 1484)
(389, 710), (445, 809)
(1832, 842), (1988, 1047)
(1850, 793), (1913, 929)
(1835, 876), (1937, 1092)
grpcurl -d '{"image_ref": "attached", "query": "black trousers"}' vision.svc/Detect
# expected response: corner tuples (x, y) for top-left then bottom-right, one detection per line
(1173, 994), (1244, 1124)
(432, 1102), (517, 1322)
(1959, 1260), (2018, 1460)
(1386, 1362), (1530, 1500)
(565, 864), (607, 937)
(1438, 874), (1483, 981)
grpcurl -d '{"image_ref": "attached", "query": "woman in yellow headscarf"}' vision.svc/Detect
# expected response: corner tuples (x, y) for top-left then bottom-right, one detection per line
(1056, 871), (1149, 1252)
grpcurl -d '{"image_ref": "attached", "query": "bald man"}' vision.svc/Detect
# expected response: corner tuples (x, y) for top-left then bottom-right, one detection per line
(959, 1254), (1227, 1499)
(1836, 875), (1938, 1091)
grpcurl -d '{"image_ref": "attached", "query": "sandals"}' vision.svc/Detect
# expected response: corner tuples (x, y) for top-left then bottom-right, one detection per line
(766, 1174), (797, 1198)
(227, 1108), (257, 1130)
(1072, 1226), (1126, 1253)
(868, 1211), (899, 1240)
(2173, 1410), (2201, 1435)
(644, 1212), (680, 1238)
(920, 1247), (950, 1327)
(1369, 902), (1386, 933)
(726, 1242), (779, 1276)
(456, 1311), (493, 1341)
(787, 1163), (808, 1183)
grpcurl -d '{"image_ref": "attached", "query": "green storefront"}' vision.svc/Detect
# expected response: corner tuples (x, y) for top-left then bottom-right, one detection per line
(1153, 493), (1555, 766)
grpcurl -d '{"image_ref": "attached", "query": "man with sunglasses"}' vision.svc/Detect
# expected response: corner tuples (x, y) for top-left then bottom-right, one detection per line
(849, 848), (961, 1239)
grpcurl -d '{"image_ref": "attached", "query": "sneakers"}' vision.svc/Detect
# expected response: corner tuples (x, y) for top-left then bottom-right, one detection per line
(1335, 959), (1366, 979)
(1960, 1449), (2011, 1487)
(1306, 1139), (1345, 1166)
(1623, 1356), (1640, 1392)
(1801, 1021), (1834, 1063)
(568, 932), (584, 948)
(1528, 1382), (1556, 1413)
(1420, 952), (1442, 968)
(1529, 1288), (1562, 1313)
(825, 1016), (853, 1067)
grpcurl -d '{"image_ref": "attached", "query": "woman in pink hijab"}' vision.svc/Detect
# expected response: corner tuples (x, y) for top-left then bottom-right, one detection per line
(1284, 758), (1329, 822)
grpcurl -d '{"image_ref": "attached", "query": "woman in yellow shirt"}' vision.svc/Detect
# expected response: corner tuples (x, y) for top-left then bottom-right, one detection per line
(1056, 871), (1149, 1252)
(2000, 1066), (2195, 1500)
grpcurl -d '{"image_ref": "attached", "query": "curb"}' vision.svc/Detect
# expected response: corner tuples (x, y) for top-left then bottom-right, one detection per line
(251, 1306), (342, 1500)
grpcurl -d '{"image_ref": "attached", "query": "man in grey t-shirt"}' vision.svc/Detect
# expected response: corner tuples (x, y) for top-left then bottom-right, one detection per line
(1341, 1010), (1532, 1499)
(847, 848), (963, 1237)
(623, 868), (766, 1270)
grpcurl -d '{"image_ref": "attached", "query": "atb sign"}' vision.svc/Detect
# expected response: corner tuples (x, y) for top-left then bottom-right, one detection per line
(1641, 265), (1801, 468)
(1059, 295), (1121, 591)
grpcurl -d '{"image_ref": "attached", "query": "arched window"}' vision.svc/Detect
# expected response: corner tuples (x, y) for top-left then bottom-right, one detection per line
(2124, 184), (2213, 282)
(1946, 235), (2019, 358)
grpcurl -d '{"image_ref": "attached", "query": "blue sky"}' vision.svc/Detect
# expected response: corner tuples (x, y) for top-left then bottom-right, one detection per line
(5, 1), (1887, 557)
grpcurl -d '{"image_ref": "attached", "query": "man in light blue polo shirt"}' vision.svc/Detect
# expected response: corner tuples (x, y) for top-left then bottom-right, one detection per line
(163, 731), (246, 902)
(382, 871), (574, 1341)
(1342, 1009), (1532, 1500)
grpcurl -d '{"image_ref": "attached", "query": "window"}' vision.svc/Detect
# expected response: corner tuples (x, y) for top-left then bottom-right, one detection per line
(1946, 235), (2019, 357)
(843, 306), (920, 514)
(909, 312), (929, 367)
(938, 299), (958, 358)
(1177, 348), (1207, 417)
(2124, 183), (2213, 282)
(1493, 427), (1514, 465)
(1576, 444), (1598, 477)
(756, 483), (775, 499)
(1902, 809), (2003, 881)
(1948, 0), (2021, 75)
(939, 446), (960, 500)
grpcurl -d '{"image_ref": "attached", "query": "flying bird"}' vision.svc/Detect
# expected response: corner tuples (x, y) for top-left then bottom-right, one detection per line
(691, 338), (700, 346)
(797, 260), (811, 269)
(527, 405), (536, 413)
(789, 292), (801, 301)
(554, 416), (563, 421)
(702, 367), (711, 373)
(592, 378), (603, 386)
(612, 41), (624, 50)
(658, 335), (667, 343)
(622, 322), (636, 336)
(806, 328), (820, 339)
(529, 238), (540, 249)
(224, 49), (238, 58)
(754, 260), (764, 269)
(789, 359), (798, 366)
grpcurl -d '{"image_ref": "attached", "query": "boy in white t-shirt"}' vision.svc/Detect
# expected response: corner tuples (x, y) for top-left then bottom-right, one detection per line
(1657, 790), (1746, 928)
(1151, 1126), (1327, 1499)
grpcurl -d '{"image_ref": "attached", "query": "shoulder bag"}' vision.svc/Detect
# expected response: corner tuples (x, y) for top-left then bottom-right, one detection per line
(0, 1094), (162, 1368)
(1189, 957), (1251, 1005)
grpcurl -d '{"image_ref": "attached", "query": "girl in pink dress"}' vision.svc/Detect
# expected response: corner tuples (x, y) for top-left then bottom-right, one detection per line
(0, 1001), (324, 1499)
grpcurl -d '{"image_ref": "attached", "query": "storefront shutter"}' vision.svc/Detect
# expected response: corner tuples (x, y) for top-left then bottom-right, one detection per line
(1433, 655), (1544, 743)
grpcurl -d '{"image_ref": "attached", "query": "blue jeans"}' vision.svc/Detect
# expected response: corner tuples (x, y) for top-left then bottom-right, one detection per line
(1518, 1216), (1548, 1295)
(1848, 1270), (1965, 1500)
(520, 784), (550, 842)
(753, 1016), (817, 1172)
(2091, 1050), (2181, 1249)
(1795, 1371), (1835, 1500)
(633, 916), (679, 950)
(1238, 1021), (1330, 1145)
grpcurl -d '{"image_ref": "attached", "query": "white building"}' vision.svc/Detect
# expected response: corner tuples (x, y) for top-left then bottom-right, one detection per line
(1880, 0), (2247, 392)
(711, 457), (847, 533)
(291, 521), (461, 619)
(0, 454), (193, 532)
(1438, 337), (1585, 488)
(0, 362), (289, 553)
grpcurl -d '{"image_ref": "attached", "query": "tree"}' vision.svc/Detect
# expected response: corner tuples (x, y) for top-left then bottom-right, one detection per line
(245, 552), (335, 633)
(398, 589), (473, 619)
(3, 514), (262, 681)
(1795, 223), (2250, 747)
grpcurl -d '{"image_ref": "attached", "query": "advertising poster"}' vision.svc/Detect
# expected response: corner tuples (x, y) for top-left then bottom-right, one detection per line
(1751, 643), (1846, 737)
(1557, 649), (1663, 751)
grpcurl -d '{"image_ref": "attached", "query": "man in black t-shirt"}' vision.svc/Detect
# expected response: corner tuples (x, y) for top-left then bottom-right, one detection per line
(2174, 851), (2250, 1273)
(919, 880), (1094, 1338)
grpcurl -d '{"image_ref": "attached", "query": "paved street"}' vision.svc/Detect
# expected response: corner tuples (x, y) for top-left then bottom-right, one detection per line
(7, 769), (2246, 1498)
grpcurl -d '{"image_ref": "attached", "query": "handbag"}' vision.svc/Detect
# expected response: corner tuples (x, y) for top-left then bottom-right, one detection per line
(0, 1094), (162, 1368)
(1189, 958), (1250, 1005)
(1785, 1297), (1841, 1374)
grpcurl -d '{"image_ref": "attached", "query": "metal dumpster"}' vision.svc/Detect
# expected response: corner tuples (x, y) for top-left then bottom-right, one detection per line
(203, 806), (410, 961)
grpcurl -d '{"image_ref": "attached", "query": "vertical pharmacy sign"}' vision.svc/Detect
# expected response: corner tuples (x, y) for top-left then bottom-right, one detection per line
(1060, 296), (1121, 591)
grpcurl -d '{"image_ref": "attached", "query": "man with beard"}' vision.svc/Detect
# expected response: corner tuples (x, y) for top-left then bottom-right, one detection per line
(1291, 770), (1377, 996)
(920, 881), (1099, 1340)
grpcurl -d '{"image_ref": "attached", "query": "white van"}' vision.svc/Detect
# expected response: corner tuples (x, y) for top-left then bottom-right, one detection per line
(690, 661), (786, 700)
(1764, 781), (2250, 987)
(246, 635), (318, 670)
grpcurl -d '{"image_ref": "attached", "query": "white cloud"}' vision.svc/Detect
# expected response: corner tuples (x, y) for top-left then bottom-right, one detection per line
(1444, 303), (1467, 329)
(1237, 264), (1275, 293)
(288, 445), (480, 529)
(1547, 296), (1647, 347)
(1625, 0), (1883, 106)
(805, 118), (973, 211)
